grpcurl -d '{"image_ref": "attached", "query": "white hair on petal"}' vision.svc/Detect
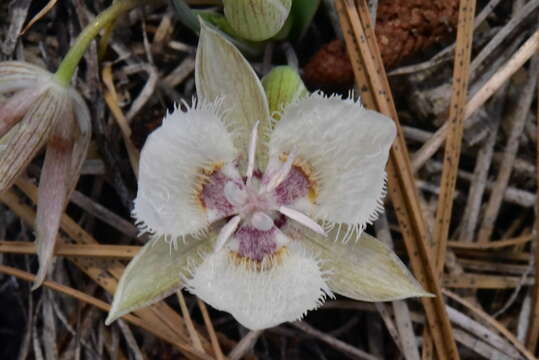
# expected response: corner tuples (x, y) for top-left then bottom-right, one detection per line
(185, 243), (333, 330)
(268, 93), (395, 236)
(132, 98), (240, 241)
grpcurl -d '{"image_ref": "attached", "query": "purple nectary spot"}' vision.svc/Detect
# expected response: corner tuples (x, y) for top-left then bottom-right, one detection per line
(236, 224), (278, 261)
(274, 167), (310, 206)
(242, 169), (263, 183)
(201, 170), (237, 216)
(273, 213), (287, 229)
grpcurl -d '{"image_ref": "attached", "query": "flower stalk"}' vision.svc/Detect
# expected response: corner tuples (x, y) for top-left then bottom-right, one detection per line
(54, 0), (151, 87)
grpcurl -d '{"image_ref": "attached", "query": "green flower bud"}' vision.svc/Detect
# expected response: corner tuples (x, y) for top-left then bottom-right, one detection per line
(262, 66), (308, 120)
(195, 12), (264, 56)
(224, 0), (292, 41)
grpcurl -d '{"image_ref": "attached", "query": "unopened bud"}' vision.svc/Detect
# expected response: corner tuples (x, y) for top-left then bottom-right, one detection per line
(224, 0), (292, 41)
(262, 66), (308, 120)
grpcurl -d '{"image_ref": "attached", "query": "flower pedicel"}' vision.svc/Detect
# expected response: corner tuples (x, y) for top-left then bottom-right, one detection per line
(107, 21), (431, 330)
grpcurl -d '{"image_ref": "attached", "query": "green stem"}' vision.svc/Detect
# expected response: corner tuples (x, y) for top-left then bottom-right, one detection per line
(54, 0), (149, 87)
(171, 0), (200, 34)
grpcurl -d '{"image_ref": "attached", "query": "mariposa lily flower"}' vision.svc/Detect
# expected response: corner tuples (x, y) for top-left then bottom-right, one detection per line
(0, 61), (91, 287)
(106, 22), (429, 330)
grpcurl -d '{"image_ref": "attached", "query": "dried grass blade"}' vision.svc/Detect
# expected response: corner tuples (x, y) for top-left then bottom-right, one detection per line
(526, 41), (539, 352)
(374, 302), (404, 353)
(292, 321), (378, 360)
(42, 290), (59, 360)
(197, 299), (225, 360)
(228, 330), (263, 360)
(446, 306), (521, 358)
(102, 64), (140, 176)
(448, 234), (532, 250)
(452, 329), (513, 360)
(444, 289), (535, 360)
(70, 191), (138, 238)
(2, 0), (32, 56)
(335, 0), (459, 358)
(393, 301), (421, 360)
(177, 291), (205, 353)
(117, 320), (145, 360)
(477, 56), (539, 242)
(1, 183), (214, 359)
(376, 215), (419, 359)
(432, 0), (476, 273)
(20, 0), (58, 34)
(457, 91), (503, 243)
(0, 241), (140, 258)
(0, 264), (209, 360)
(412, 30), (539, 172)
(1, 187), (175, 341)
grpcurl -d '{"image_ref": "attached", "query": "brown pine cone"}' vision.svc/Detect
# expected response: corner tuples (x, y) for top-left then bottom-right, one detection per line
(303, 0), (459, 91)
(303, 39), (354, 92)
(377, 0), (459, 67)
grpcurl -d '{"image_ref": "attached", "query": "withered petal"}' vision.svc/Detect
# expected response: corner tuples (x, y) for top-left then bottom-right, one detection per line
(0, 86), (67, 192)
(33, 116), (76, 289)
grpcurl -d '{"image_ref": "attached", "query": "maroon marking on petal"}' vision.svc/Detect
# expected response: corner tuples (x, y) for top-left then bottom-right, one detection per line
(49, 135), (73, 152)
(274, 166), (310, 206)
(242, 169), (263, 183)
(0, 87), (40, 138)
(236, 225), (278, 261)
(273, 213), (287, 229)
(200, 170), (237, 216)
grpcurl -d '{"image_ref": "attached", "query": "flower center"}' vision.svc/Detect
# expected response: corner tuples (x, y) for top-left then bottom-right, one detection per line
(206, 123), (326, 263)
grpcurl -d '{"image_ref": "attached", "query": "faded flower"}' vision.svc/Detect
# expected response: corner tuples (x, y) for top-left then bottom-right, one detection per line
(107, 22), (429, 330)
(0, 61), (91, 287)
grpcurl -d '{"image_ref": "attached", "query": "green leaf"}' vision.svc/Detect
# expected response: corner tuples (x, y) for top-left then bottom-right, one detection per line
(170, 0), (200, 34)
(289, 0), (320, 40)
(224, 0), (292, 41)
(106, 235), (213, 324)
(261, 65), (308, 120)
(301, 229), (432, 302)
(196, 21), (271, 170)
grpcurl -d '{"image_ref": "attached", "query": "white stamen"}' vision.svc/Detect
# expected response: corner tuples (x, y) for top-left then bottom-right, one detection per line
(262, 153), (295, 193)
(274, 227), (291, 247)
(214, 215), (241, 252)
(224, 181), (247, 207)
(246, 121), (259, 182)
(251, 211), (274, 231)
(279, 206), (326, 236)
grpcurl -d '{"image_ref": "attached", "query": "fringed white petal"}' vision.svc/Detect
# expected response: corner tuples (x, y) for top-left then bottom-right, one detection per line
(268, 93), (396, 237)
(133, 102), (238, 240)
(186, 244), (333, 330)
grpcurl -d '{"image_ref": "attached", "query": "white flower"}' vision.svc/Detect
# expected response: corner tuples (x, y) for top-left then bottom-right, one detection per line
(106, 22), (429, 330)
(0, 61), (91, 288)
